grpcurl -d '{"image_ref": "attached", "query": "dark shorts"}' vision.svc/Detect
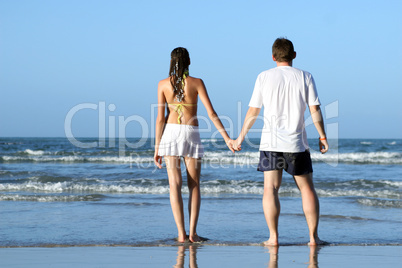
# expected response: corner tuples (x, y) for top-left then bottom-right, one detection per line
(257, 150), (313, 176)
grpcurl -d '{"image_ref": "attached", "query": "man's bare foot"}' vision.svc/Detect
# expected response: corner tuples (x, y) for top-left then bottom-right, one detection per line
(308, 237), (328, 246)
(263, 238), (278, 246)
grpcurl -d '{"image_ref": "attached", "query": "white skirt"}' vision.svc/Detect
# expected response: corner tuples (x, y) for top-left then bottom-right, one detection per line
(158, 124), (204, 158)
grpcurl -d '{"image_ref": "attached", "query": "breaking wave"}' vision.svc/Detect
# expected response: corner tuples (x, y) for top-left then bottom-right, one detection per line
(2, 150), (402, 165)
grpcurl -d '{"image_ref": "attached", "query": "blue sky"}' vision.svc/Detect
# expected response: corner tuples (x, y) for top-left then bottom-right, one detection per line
(1, 0), (401, 139)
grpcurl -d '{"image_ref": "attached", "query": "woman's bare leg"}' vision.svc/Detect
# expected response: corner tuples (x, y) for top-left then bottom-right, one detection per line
(263, 170), (283, 246)
(184, 157), (202, 242)
(174, 246), (185, 268)
(165, 156), (186, 242)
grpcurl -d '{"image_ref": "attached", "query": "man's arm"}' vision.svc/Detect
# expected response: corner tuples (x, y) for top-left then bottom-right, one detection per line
(234, 107), (261, 150)
(309, 105), (329, 154)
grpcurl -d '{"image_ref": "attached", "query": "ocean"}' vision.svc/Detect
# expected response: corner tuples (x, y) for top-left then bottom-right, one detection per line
(0, 137), (401, 247)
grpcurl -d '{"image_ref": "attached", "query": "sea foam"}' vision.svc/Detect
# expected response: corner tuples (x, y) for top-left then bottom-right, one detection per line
(2, 151), (401, 165)
(24, 149), (45, 155)
(1, 180), (400, 199)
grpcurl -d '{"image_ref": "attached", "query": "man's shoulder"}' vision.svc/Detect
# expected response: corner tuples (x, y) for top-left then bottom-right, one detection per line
(257, 67), (314, 81)
(258, 68), (276, 75)
(258, 66), (311, 73)
(291, 67), (313, 76)
(256, 68), (277, 79)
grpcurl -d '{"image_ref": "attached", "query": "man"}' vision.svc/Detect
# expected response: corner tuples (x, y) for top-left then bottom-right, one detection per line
(234, 38), (329, 246)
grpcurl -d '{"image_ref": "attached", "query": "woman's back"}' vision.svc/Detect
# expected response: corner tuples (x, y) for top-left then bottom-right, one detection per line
(160, 76), (201, 126)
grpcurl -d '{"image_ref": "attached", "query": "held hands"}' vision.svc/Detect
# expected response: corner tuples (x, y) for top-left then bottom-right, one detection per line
(233, 138), (242, 151)
(226, 138), (242, 153)
(226, 139), (235, 153)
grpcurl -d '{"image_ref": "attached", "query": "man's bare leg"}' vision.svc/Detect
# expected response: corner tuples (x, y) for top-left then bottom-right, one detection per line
(165, 156), (186, 243)
(263, 170), (283, 246)
(267, 245), (278, 268)
(293, 173), (322, 245)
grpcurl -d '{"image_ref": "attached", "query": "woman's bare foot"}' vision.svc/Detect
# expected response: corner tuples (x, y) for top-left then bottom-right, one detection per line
(263, 238), (279, 246)
(177, 233), (187, 243)
(189, 234), (202, 243)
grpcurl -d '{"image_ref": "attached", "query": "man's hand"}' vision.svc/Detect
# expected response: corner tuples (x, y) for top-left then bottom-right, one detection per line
(232, 138), (242, 151)
(319, 139), (329, 154)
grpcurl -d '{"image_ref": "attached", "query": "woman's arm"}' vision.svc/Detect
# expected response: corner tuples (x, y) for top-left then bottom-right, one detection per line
(197, 79), (235, 153)
(154, 81), (167, 168)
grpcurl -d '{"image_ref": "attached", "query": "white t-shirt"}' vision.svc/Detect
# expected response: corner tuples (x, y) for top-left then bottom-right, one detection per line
(248, 66), (321, 152)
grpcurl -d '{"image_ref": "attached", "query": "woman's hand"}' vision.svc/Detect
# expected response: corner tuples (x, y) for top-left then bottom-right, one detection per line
(226, 139), (235, 153)
(226, 139), (241, 153)
(154, 153), (163, 169)
(233, 138), (242, 151)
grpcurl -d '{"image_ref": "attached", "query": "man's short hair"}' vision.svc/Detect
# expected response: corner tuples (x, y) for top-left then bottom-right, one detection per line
(272, 38), (295, 62)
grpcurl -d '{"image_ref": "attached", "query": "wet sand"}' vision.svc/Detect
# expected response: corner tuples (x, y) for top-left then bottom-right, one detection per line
(1, 245), (401, 267)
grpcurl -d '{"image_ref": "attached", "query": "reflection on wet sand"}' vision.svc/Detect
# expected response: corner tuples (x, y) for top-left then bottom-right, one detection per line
(266, 246), (278, 268)
(266, 245), (319, 268)
(306, 246), (319, 268)
(174, 245), (198, 268)
(172, 244), (320, 267)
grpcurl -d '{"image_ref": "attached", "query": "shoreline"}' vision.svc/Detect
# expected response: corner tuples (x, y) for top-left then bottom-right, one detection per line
(1, 242), (401, 248)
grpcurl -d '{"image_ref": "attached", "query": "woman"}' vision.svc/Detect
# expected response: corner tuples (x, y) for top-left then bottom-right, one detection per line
(154, 47), (234, 243)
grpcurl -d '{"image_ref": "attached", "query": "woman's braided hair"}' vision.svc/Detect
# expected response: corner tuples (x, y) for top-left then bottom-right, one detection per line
(169, 47), (190, 102)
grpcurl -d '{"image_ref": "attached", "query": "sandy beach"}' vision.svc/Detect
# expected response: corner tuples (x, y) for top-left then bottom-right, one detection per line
(1, 245), (401, 268)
